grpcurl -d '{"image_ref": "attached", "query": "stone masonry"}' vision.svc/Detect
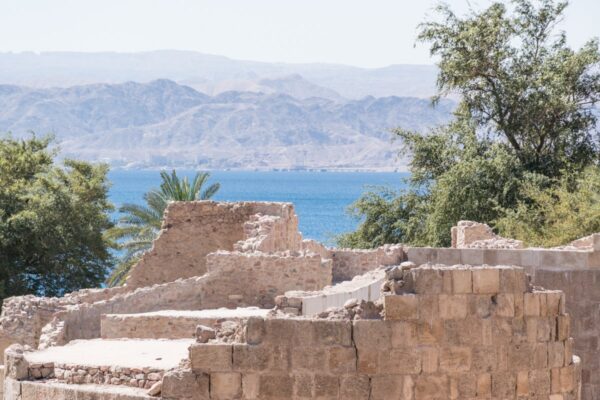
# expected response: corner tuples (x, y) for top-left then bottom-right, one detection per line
(0, 202), (598, 399)
(182, 265), (580, 399)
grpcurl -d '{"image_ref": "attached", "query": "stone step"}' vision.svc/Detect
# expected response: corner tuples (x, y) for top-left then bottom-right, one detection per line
(101, 307), (270, 339)
(14, 381), (154, 400)
(23, 338), (193, 389)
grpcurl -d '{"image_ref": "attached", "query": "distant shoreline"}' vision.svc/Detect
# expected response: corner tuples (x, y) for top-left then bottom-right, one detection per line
(108, 166), (409, 173)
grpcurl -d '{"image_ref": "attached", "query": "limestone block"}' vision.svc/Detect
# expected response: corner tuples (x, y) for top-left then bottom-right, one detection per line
(390, 321), (418, 348)
(415, 374), (449, 400)
(242, 373), (260, 399)
(410, 268), (444, 294)
(451, 269), (472, 294)
(210, 372), (241, 400)
(353, 319), (390, 348)
(293, 374), (313, 398)
(379, 348), (421, 374)
(499, 266), (527, 293)
(4, 345), (28, 381)
(314, 375), (339, 398)
(517, 370), (529, 396)
(494, 293), (515, 317)
(524, 293), (541, 317)
(189, 344), (232, 373)
(529, 369), (551, 395)
(339, 375), (370, 400)
(417, 320), (444, 345)
(439, 347), (472, 373)
(311, 320), (352, 347)
(472, 268), (500, 294)
(438, 295), (467, 320)
(420, 347), (439, 373)
(291, 346), (327, 372)
(558, 315), (571, 341)
(406, 247), (434, 265)
(370, 375), (403, 399)
(328, 346), (356, 374)
(460, 248), (484, 265)
(491, 371), (516, 398)
(416, 296), (438, 323)
(258, 374), (293, 399)
(384, 294), (418, 320)
(233, 344), (270, 371)
(245, 317), (265, 345)
(476, 373), (491, 397)
(161, 369), (209, 400)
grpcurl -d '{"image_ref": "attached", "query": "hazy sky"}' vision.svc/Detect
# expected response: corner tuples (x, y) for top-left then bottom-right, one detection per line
(1, 0), (599, 68)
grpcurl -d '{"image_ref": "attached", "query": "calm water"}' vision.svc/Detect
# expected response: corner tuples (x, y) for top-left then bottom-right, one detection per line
(108, 171), (407, 245)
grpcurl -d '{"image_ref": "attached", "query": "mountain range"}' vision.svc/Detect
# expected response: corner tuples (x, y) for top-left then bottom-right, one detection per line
(0, 50), (439, 99)
(0, 78), (454, 170)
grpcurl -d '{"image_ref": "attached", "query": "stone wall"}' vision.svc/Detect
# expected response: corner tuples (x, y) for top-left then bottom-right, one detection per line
(202, 251), (332, 309)
(451, 220), (523, 249)
(279, 268), (386, 316)
(126, 201), (300, 288)
(329, 244), (404, 282)
(178, 265), (580, 400)
(533, 269), (600, 399)
(33, 249), (330, 347)
(407, 234), (600, 398)
(0, 286), (130, 358)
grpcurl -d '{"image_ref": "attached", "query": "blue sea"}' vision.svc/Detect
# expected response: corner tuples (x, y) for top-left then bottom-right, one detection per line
(108, 171), (408, 246)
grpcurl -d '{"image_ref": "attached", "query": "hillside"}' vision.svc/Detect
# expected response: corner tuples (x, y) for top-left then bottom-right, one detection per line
(0, 79), (454, 170)
(0, 50), (439, 99)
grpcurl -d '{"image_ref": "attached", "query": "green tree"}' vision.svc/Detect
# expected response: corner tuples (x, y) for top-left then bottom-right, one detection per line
(0, 135), (114, 299)
(106, 170), (220, 286)
(496, 166), (600, 247)
(340, 0), (600, 248)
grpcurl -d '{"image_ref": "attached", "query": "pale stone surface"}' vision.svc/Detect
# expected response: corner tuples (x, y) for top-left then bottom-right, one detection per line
(101, 308), (270, 339)
(25, 339), (193, 370)
(2, 204), (596, 399)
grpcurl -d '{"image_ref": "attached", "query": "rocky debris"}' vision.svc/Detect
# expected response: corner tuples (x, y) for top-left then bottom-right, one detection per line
(147, 380), (162, 396)
(315, 299), (383, 320)
(51, 363), (163, 388)
(195, 325), (216, 343)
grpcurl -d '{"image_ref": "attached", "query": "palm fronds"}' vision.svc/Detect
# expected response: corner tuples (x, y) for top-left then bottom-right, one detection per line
(106, 170), (220, 286)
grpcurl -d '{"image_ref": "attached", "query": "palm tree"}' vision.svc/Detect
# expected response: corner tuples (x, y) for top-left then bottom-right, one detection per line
(106, 170), (220, 286)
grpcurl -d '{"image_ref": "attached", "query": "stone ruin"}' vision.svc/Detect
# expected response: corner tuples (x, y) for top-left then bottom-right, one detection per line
(0, 202), (599, 399)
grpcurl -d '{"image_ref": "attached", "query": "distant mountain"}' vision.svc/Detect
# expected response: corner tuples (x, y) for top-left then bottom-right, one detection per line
(0, 80), (454, 170)
(0, 50), (438, 99)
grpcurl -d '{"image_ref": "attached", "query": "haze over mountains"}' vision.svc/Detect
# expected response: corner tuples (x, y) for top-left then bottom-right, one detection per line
(0, 51), (453, 170)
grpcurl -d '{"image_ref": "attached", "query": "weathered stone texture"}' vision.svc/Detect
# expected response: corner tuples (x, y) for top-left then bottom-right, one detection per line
(185, 265), (580, 400)
(203, 251), (332, 309)
(126, 201), (301, 288)
(329, 244), (404, 282)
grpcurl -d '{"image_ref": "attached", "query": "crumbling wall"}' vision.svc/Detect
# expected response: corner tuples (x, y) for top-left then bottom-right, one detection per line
(126, 201), (300, 288)
(451, 220), (524, 249)
(329, 244), (404, 282)
(35, 249), (331, 347)
(180, 265), (580, 400)
(234, 212), (303, 253)
(202, 251), (332, 309)
(0, 286), (129, 358)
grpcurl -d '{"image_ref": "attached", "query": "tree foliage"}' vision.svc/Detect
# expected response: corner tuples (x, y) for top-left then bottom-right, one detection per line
(496, 167), (600, 247)
(0, 135), (114, 298)
(106, 170), (220, 286)
(340, 0), (600, 248)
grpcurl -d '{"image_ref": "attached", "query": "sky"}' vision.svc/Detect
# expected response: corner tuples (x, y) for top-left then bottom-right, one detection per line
(1, 0), (599, 68)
